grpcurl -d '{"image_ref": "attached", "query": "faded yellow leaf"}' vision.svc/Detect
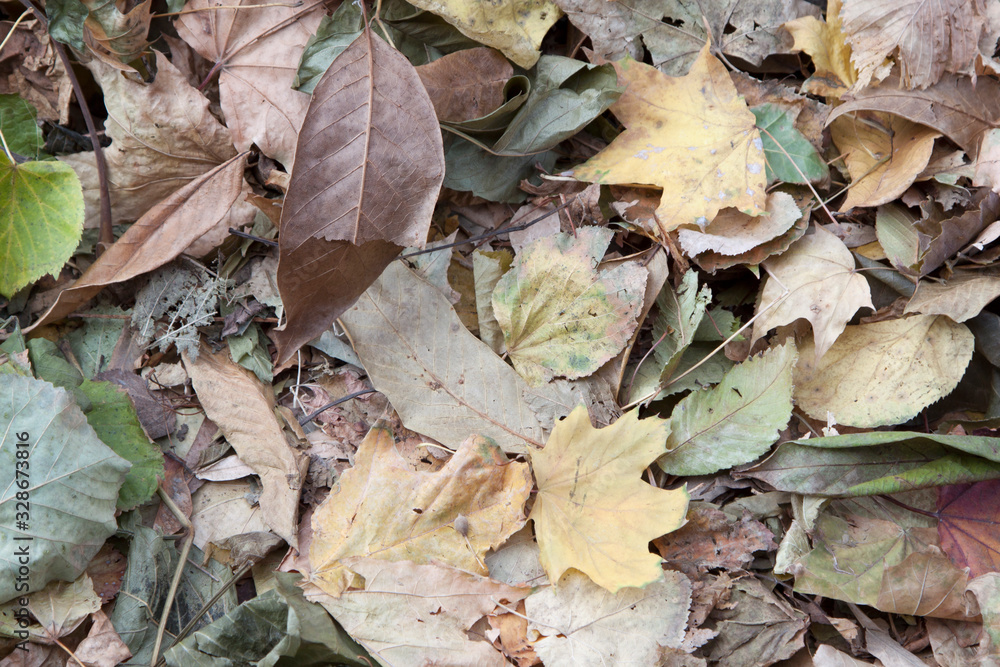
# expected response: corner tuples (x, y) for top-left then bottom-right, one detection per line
(831, 111), (940, 210)
(571, 43), (767, 236)
(677, 191), (802, 257)
(904, 270), (1000, 323)
(406, 0), (561, 69)
(529, 406), (688, 593)
(784, 0), (857, 98)
(793, 315), (974, 427)
(310, 424), (532, 596)
(183, 347), (304, 548)
(752, 226), (873, 361)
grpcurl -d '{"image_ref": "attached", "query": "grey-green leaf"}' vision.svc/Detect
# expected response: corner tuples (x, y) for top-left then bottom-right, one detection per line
(293, 1), (364, 94)
(659, 342), (796, 476)
(0, 375), (130, 604)
(752, 104), (829, 185)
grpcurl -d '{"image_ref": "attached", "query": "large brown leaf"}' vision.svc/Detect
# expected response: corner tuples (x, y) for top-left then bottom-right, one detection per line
(26, 153), (253, 331)
(827, 73), (1000, 155)
(174, 0), (325, 165)
(274, 30), (444, 362)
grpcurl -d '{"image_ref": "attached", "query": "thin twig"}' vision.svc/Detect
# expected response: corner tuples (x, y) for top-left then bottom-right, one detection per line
(299, 388), (377, 425)
(151, 487), (194, 667)
(15, 0), (114, 252)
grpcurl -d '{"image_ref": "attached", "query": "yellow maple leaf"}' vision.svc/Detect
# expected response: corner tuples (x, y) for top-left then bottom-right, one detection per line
(571, 42), (767, 237)
(309, 423), (532, 596)
(529, 406), (689, 593)
(405, 0), (561, 69)
(784, 0), (857, 98)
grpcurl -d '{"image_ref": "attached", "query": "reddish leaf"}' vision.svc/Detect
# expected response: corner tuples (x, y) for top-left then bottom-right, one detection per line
(938, 479), (1000, 578)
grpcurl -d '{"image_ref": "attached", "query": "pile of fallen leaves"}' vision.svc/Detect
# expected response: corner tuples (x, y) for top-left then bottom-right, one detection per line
(4, 0), (1000, 664)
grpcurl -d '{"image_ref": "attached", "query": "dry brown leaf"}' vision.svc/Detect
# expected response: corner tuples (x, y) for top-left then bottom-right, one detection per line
(416, 47), (513, 122)
(831, 111), (940, 211)
(905, 271), (1000, 322)
(274, 30), (444, 362)
(840, 0), (984, 89)
(308, 423), (531, 595)
(753, 226), (874, 361)
(317, 558), (528, 666)
(82, 0), (152, 72)
(73, 609), (132, 667)
(82, 51), (238, 227)
(27, 153), (252, 332)
(677, 192), (802, 257)
(827, 73), (1000, 155)
(0, 20), (73, 124)
(175, 0), (326, 165)
(184, 346), (305, 548)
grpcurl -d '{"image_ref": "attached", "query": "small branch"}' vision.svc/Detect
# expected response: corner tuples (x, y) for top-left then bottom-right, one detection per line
(298, 388), (377, 425)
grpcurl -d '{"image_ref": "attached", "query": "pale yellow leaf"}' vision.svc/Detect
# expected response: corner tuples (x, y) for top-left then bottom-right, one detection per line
(784, 0), (857, 98)
(309, 424), (531, 596)
(752, 226), (874, 361)
(405, 0), (561, 69)
(793, 315), (974, 427)
(529, 406), (688, 593)
(571, 43), (767, 235)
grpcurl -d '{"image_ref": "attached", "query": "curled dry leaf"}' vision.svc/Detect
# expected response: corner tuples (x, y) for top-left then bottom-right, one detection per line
(416, 47), (513, 122)
(274, 30), (445, 363)
(175, 0), (326, 165)
(27, 153), (252, 332)
(183, 347), (305, 548)
(571, 43), (767, 236)
(677, 192), (802, 257)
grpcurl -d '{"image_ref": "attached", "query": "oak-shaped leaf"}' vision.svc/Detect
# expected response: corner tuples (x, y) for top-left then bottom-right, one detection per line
(570, 44), (767, 235)
(530, 406), (688, 593)
(752, 226), (873, 361)
(308, 423), (532, 596)
(0, 375), (130, 604)
(492, 226), (646, 387)
(274, 29), (444, 362)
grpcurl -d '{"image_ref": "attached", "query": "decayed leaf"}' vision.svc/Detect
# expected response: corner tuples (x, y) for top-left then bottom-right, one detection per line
(784, 0), (857, 97)
(82, 0), (151, 71)
(525, 570), (691, 666)
(0, 154), (83, 298)
(28, 574), (102, 640)
(655, 505), (776, 575)
(473, 249), (513, 355)
(405, 0), (561, 69)
(905, 271), (1000, 322)
(416, 47), (513, 122)
(0, 375), (130, 604)
(340, 260), (565, 453)
(677, 192), (802, 257)
(827, 73), (1000, 155)
(183, 347), (304, 548)
(938, 480), (1000, 578)
(793, 315), (974, 427)
(556, 0), (818, 76)
(831, 111), (940, 210)
(492, 227), (646, 386)
(659, 342), (797, 476)
(74, 609), (132, 667)
(707, 577), (809, 664)
(175, 0), (326, 165)
(308, 423), (531, 596)
(530, 406), (688, 593)
(839, 0), (984, 89)
(317, 558), (528, 667)
(571, 44), (767, 235)
(752, 226), (874, 361)
(27, 153), (252, 332)
(650, 269), (710, 385)
(274, 29), (444, 362)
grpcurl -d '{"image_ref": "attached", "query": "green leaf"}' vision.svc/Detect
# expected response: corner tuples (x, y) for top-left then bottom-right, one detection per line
(110, 513), (237, 664)
(443, 139), (555, 202)
(0, 95), (46, 161)
(492, 227), (647, 386)
(652, 270), (710, 381)
(0, 375), (130, 604)
(752, 104), (829, 185)
(0, 154), (85, 298)
(227, 323), (273, 383)
(294, 1), (364, 94)
(45, 0), (88, 50)
(78, 379), (164, 510)
(380, 0), (483, 65)
(164, 572), (371, 666)
(659, 341), (796, 476)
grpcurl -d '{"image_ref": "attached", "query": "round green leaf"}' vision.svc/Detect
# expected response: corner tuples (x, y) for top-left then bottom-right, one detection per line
(0, 154), (84, 297)
(0, 375), (130, 604)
